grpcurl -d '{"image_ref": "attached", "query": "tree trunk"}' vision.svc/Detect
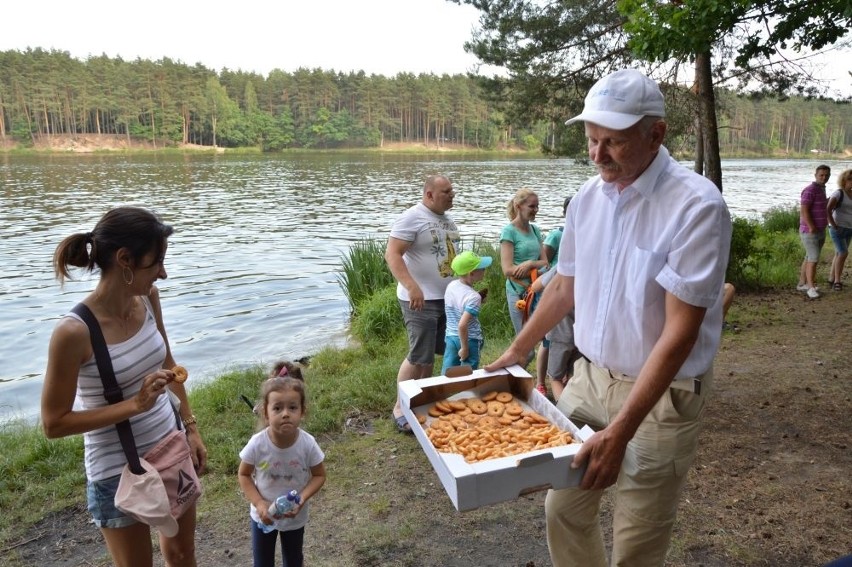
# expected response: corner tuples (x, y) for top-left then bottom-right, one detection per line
(695, 51), (722, 192)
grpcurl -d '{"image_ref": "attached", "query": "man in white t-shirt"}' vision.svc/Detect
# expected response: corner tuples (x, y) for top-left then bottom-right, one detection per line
(385, 174), (461, 432)
(487, 69), (732, 566)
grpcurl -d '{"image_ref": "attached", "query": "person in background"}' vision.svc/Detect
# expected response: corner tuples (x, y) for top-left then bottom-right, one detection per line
(796, 165), (830, 299)
(41, 206), (207, 566)
(500, 188), (549, 376)
(440, 250), (492, 375)
(827, 168), (852, 291)
(487, 69), (731, 567)
(238, 375), (326, 567)
(528, 266), (579, 403)
(534, 196), (572, 397)
(722, 282), (736, 321)
(385, 174), (461, 433)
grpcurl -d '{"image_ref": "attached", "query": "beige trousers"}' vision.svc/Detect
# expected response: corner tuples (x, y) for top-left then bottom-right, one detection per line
(545, 358), (712, 567)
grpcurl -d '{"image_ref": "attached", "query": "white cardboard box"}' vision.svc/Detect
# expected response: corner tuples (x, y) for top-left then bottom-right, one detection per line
(399, 365), (594, 512)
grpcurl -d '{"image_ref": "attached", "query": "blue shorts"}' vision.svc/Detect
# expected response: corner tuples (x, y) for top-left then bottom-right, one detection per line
(441, 336), (484, 375)
(829, 225), (852, 255)
(86, 474), (137, 529)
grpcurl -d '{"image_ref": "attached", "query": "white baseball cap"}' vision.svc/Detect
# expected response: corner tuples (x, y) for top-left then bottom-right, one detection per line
(565, 69), (665, 130)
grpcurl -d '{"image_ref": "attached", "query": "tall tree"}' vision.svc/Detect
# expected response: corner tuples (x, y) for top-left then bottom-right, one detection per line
(451, 0), (851, 189)
(619, 0), (852, 189)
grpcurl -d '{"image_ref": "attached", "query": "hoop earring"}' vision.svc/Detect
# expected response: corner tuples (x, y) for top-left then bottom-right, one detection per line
(122, 266), (134, 286)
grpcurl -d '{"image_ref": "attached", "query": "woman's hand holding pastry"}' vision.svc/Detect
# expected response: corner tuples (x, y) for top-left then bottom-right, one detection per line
(135, 370), (170, 412)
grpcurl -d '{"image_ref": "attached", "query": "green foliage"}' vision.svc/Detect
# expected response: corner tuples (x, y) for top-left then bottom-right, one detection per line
(761, 205), (800, 233)
(350, 286), (404, 345)
(337, 238), (394, 315)
(0, 49), (549, 152)
(727, 217), (760, 286)
(0, 422), (85, 543)
(726, 206), (811, 290)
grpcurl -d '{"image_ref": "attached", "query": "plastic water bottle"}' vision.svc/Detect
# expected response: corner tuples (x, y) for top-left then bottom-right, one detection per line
(258, 490), (301, 533)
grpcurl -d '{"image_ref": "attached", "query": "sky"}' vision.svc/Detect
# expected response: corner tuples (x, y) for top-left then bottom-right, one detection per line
(1, 0), (488, 77)
(2, 0), (849, 96)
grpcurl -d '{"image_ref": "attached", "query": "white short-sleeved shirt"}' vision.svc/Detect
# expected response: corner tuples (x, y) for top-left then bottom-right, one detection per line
(239, 428), (325, 532)
(557, 145), (732, 380)
(389, 203), (461, 301)
(444, 279), (483, 340)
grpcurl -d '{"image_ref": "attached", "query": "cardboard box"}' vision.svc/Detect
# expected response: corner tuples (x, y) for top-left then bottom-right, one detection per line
(399, 365), (594, 512)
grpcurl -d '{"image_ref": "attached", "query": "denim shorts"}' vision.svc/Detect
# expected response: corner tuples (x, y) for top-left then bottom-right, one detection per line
(87, 474), (137, 529)
(829, 225), (852, 255)
(800, 231), (826, 262)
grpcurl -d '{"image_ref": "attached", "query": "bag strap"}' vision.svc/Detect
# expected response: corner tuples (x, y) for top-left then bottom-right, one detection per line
(71, 303), (146, 475)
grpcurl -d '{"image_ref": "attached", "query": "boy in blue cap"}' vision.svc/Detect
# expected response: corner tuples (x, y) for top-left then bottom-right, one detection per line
(441, 251), (492, 375)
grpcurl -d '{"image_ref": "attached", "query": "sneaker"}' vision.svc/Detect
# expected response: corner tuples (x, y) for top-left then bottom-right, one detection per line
(806, 287), (820, 299)
(796, 283), (809, 291)
(535, 384), (547, 396)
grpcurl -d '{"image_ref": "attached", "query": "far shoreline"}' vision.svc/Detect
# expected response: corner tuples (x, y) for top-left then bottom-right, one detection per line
(1, 133), (849, 160)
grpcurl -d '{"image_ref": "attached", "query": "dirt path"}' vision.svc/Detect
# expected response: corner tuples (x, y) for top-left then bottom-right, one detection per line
(7, 289), (851, 566)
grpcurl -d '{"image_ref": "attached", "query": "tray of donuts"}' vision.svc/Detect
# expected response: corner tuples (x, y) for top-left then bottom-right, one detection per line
(399, 365), (594, 511)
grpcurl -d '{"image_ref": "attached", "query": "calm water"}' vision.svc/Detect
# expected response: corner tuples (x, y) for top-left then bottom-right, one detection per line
(2, 153), (848, 423)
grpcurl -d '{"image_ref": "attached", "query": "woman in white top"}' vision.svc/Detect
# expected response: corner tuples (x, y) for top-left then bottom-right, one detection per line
(41, 206), (207, 567)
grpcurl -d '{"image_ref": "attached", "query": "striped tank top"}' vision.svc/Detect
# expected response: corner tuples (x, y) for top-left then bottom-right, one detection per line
(68, 296), (177, 481)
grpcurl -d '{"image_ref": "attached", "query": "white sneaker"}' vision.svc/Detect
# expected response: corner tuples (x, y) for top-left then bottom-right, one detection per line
(796, 283), (809, 291)
(807, 287), (820, 299)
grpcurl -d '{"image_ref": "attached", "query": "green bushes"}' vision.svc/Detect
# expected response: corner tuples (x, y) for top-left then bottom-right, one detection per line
(761, 204), (799, 233)
(725, 204), (809, 290)
(337, 238), (394, 316)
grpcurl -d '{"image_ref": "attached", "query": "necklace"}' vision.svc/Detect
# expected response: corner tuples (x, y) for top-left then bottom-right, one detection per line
(92, 292), (137, 338)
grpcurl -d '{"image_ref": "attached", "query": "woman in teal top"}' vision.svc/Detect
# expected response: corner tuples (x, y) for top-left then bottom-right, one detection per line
(500, 188), (549, 351)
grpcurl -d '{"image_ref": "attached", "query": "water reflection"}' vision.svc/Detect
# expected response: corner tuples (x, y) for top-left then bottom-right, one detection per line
(1, 153), (846, 423)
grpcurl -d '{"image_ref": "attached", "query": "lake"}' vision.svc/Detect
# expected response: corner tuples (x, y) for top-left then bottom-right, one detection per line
(1, 153), (848, 423)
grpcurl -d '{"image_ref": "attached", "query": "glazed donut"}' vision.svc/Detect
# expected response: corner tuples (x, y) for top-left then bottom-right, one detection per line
(448, 400), (467, 412)
(478, 416), (498, 428)
(486, 401), (505, 417)
(469, 400), (488, 415)
(172, 365), (188, 384)
(495, 391), (513, 404)
(428, 405), (445, 418)
(505, 402), (524, 416)
(481, 391), (498, 402)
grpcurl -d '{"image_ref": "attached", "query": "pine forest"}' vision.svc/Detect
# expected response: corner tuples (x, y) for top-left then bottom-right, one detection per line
(1, 48), (849, 156)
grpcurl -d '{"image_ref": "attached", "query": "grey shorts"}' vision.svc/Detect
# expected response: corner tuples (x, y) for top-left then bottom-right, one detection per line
(547, 342), (581, 381)
(800, 231), (825, 262)
(399, 299), (446, 366)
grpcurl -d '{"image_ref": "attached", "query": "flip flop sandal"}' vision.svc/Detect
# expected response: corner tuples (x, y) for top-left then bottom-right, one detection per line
(394, 414), (413, 434)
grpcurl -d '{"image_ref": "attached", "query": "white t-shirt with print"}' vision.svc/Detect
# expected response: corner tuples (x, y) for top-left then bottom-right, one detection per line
(389, 203), (461, 301)
(239, 428), (325, 532)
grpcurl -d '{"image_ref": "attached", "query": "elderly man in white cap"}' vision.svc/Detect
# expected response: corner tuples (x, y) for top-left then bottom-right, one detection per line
(487, 69), (732, 566)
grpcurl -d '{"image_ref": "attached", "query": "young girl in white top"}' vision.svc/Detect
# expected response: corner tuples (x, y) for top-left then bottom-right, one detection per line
(238, 368), (326, 567)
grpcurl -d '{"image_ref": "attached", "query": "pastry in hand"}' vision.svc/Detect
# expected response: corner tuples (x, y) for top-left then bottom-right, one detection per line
(172, 365), (188, 383)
